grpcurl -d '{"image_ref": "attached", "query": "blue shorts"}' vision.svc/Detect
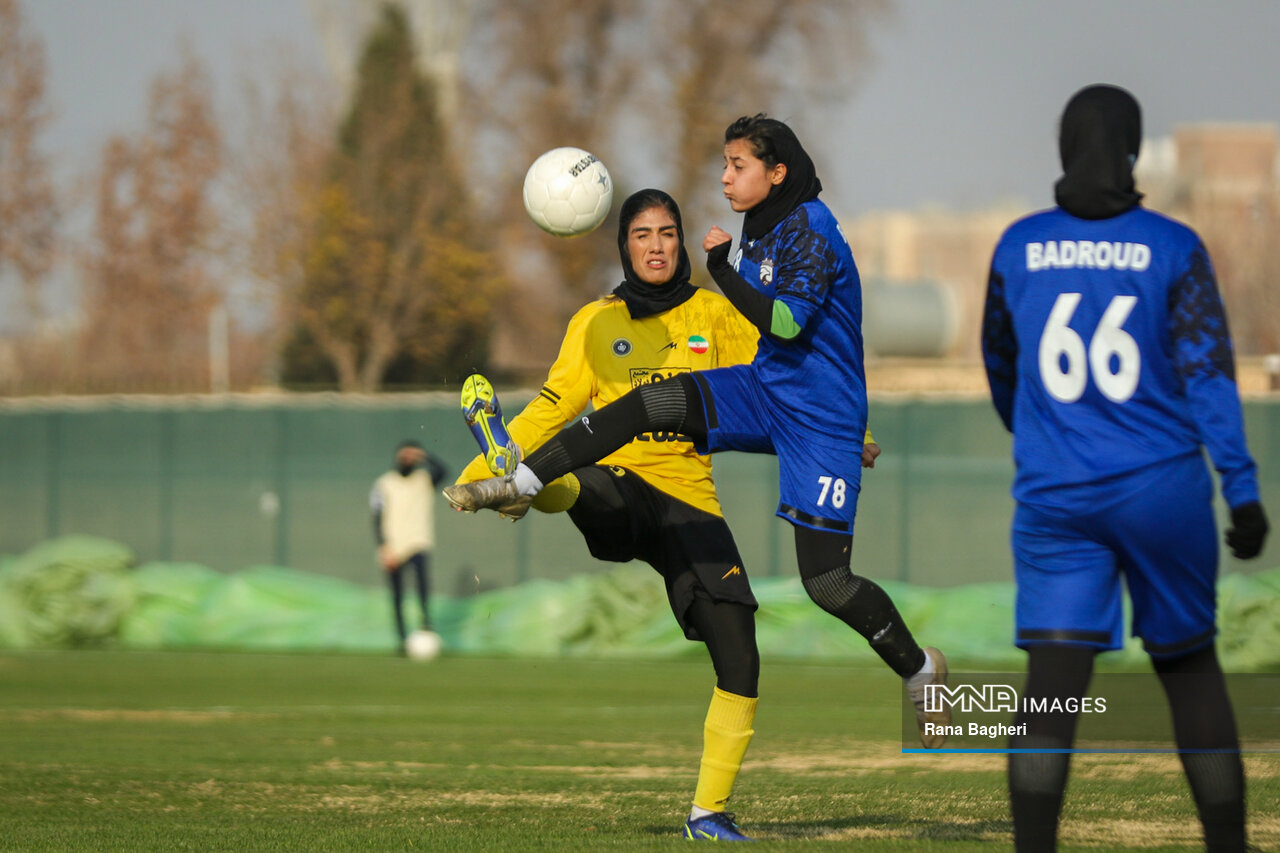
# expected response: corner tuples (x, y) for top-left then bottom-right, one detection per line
(1012, 453), (1218, 658)
(691, 366), (865, 533)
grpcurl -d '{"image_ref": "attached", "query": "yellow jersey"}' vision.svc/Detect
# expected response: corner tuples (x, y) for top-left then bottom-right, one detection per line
(460, 289), (759, 516)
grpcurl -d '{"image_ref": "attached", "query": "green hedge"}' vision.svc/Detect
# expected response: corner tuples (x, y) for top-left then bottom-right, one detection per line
(2, 536), (1278, 670)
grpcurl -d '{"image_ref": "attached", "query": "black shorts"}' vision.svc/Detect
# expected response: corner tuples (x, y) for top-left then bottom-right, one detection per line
(567, 465), (757, 641)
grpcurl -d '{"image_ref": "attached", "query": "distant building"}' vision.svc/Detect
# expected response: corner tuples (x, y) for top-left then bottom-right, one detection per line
(843, 206), (1023, 359)
(843, 123), (1280, 359)
(1140, 124), (1279, 354)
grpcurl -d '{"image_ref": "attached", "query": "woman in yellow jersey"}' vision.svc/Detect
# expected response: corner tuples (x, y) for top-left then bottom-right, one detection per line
(456, 189), (874, 841)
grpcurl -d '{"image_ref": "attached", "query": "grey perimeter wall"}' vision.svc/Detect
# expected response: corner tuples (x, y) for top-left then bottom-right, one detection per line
(3, 393), (1276, 594)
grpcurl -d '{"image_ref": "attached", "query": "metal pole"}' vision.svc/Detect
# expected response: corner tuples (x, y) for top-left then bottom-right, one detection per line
(45, 412), (62, 539)
(897, 403), (913, 583)
(208, 304), (230, 394)
(158, 409), (174, 561)
(274, 408), (290, 568)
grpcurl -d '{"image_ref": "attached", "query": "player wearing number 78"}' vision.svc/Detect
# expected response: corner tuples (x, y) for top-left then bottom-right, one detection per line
(445, 115), (950, 768)
(982, 84), (1269, 852)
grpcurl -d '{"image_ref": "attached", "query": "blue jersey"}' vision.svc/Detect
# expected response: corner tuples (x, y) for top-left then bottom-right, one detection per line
(982, 205), (1259, 513)
(731, 198), (867, 437)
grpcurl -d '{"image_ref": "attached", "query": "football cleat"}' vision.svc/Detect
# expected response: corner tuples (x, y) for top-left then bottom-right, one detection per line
(907, 646), (951, 749)
(683, 811), (753, 842)
(461, 373), (520, 480)
(442, 477), (532, 522)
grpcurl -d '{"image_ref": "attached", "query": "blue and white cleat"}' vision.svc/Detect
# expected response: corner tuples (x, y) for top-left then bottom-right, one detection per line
(461, 373), (520, 479)
(683, 812), (753, 841)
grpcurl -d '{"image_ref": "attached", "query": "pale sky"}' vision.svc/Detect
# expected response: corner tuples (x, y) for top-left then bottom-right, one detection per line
(831, 0), (1280, 214)
(23, 0), (1280, 216)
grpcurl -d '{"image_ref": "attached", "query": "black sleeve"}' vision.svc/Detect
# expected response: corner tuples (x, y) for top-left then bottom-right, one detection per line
(706, 242), (777, 339)
(980, 267), (1018, 432)
(372, 510), (385, 546)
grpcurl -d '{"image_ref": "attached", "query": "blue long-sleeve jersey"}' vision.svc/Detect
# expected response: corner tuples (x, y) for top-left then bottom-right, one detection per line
(732, 198), (867, 438)
(981, 205), (1259, 512)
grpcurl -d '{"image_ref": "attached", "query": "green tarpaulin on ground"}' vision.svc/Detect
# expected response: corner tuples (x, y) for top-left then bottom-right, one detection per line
(2, 536), (1278, 670)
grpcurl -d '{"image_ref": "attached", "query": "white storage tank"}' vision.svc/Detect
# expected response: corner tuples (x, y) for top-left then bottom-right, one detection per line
(862, 279), (959, 358)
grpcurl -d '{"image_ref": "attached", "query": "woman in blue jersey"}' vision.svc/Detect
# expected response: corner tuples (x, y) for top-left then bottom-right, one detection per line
(446, 115), (949, 752)
(982, 84), (1269, 853)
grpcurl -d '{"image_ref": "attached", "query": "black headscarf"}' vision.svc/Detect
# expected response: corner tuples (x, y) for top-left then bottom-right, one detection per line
(611, 188), (697, 319)
(1054, 84), (1144, 219)
(733, 116), (824, 241)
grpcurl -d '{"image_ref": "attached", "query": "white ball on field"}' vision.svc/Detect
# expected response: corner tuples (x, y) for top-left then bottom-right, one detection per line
(404, 629), (442, 661)
(522, 147), (613, 237)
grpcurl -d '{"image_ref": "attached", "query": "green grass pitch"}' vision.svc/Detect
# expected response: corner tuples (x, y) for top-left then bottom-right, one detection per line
(0, 650), (1275, 851)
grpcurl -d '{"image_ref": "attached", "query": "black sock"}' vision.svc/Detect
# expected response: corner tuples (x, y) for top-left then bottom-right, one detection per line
(1183, 753), (1246, 853)
(800, 564), (924, 677)
(1154, 647), (1246, 853)
(1008, 644), (1095, 853)
(794, 526), (924, 677)
(1008, 746), (1070, 853)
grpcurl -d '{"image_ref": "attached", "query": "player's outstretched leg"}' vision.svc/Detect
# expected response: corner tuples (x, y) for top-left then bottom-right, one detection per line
(447, 378), (653, 518)
(447, 375), (698, 519)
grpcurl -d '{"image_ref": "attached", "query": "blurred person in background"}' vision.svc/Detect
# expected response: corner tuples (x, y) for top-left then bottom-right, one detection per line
(371, 439), (447, 650)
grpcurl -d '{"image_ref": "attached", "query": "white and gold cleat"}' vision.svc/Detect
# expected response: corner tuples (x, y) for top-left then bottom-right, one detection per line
(907, 646), (951, 749)
(443, 477), (532, 522)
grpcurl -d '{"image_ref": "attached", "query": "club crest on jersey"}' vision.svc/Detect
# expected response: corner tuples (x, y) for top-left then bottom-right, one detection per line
(611, 338), (633, 357)
(688, 335), (709, 354)
(759, 258), (774, 286)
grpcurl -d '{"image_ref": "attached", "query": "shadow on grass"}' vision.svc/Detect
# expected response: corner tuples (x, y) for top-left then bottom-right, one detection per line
(645, 814), (1012, 842)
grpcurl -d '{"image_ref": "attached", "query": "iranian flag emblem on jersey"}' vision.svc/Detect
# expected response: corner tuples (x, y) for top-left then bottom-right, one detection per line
(688, 335), (709, 354)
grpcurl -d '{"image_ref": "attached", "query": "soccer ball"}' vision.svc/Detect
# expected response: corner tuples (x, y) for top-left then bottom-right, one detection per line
(521, 147), (613, 237)
(404, 629), (442, 661)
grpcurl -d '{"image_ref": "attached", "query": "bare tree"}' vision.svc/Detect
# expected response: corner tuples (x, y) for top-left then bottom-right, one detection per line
(239, 0), (890, 388)
(455, 0), (889, 372)
(469, 1), (887, 233)
(78, 51), (223, 391)
(0, 0), (57, 315)
(232, 56), (339, 385)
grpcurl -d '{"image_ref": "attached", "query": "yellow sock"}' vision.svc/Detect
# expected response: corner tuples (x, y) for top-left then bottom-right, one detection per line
(692, 687), (758, 812)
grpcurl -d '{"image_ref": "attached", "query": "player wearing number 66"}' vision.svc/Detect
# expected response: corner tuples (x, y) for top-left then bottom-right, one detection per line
(982, 84), (1269, 852)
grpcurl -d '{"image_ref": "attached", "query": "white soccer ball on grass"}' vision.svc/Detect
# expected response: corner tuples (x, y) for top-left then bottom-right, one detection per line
(404, 629), (443, 661)
(521, 147), (613, 237)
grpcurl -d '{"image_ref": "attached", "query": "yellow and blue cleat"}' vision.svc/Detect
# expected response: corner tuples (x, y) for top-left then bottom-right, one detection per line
(683, 812), (753, 841)
(461, 373), (520, 479)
